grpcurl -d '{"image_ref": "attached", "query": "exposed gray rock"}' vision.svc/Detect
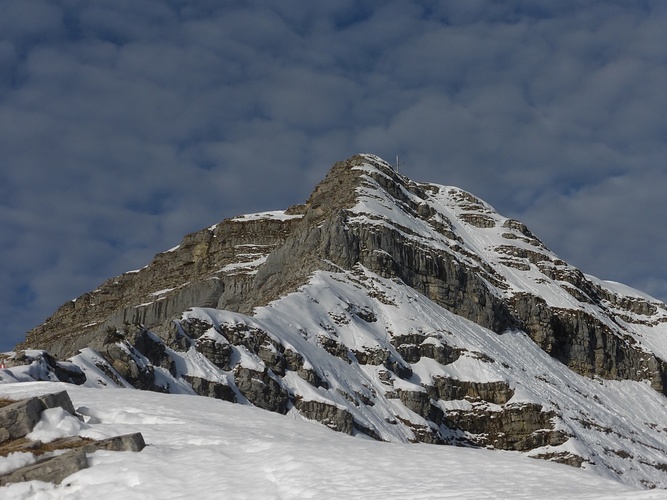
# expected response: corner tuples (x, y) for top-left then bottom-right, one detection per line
(80, 432), (146, 453)
(100, 341), (158, 391)
(234, 367), (289, 414)
(115, 278), (225, 332)
(0, 448), (88, 486)
(34, 432), (147, 455)
(294, 399), (354, 434)
(282, 350), (327, 389)
(185, 376), (236, 402)
(18, 214), (302, 359)
(429, 377), (515, 405)
(38, 391), (76, 416)
(217, 322), (271, 356)
(394, 416), (444, 444)
(4, 351), (86, 385)
(511, 293), (667, 391)
(318, 337), (349, 361)
(531, 451), (586, 468)
(352, 347), (389, 365)
(390, 334), (460, 365)
(0, 390), (146, 487)
(257, 343), (287, 376)
(178, 317), (214, 340)
(443, 403), (568, 451)
(53, 361), (86, 385)
(195, 337), (233, 370)
(92, 357), (129, 388)
(0, 398), (42, 441)
(384, 356), (413, 380)
(125, 327), (176, 375)
(395, 390), (444, 424)
(0, 433), (147, 486)
(418, 342), (460, 365)
(459, 213), (496, 228)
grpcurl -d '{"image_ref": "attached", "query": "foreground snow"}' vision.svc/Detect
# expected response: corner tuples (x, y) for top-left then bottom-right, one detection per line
(1, 383), (666, 499)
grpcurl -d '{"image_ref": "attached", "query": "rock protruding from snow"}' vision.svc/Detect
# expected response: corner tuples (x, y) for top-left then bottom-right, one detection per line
(0, 390), (145, 486)
(0, 398), (42, 442)
(0, 448), (88, 487)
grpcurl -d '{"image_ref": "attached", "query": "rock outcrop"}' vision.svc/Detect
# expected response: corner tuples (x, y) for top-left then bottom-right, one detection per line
(0, 391), (145, 486)
(18, 214), (302, 359)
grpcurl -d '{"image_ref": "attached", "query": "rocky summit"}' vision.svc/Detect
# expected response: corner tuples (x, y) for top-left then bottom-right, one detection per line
(9, 154), (667, 488)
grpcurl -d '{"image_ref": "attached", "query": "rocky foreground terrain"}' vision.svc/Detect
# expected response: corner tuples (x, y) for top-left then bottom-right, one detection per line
(0, 390), (144, 485)
(7, 154), (667, 488)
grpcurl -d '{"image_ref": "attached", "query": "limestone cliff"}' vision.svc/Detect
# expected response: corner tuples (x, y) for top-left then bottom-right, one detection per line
(19, 212), (302, 359)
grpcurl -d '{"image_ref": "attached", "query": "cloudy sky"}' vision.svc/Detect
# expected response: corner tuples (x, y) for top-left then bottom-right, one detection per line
(2, 0), (667, 352)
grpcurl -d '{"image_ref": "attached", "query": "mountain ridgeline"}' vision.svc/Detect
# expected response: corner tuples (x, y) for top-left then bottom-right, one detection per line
(13, 154), (667, 488)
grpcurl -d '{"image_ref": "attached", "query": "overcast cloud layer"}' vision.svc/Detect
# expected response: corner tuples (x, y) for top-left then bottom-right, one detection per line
(2, 1), (667, 351)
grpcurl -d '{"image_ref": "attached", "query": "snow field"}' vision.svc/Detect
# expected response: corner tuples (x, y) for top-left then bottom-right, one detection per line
(2, 382), (666, 500)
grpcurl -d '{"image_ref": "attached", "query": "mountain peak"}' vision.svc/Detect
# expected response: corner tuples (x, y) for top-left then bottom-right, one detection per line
(299, 153), (397, 221)
(9, 154), (667, 489)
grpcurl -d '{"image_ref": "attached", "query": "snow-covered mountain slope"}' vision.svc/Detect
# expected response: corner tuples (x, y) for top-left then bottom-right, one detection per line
(7, 154), (667, 489)
(344, 157), (667, 380)
(4, 382), (665, 500)
(168, 267), (667, 486)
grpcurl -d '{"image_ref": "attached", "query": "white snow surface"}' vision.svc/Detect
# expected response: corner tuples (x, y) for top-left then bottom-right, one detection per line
(2, 382), (666, 500)
(0, 453), (35, 476)
(219, 255), (268, 274)
(26, 407), (89, 443)
(230, 210), (303, 222)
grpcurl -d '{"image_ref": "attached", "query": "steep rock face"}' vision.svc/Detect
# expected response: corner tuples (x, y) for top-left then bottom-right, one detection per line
(240, 154), (667, 390)
(19, 214), (302, 359)
(12, 154), (667, 489)
(443, 403), (567, 451)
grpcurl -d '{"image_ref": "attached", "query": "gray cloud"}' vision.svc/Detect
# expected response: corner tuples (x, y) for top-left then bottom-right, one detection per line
(3, 0), (667, 350)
